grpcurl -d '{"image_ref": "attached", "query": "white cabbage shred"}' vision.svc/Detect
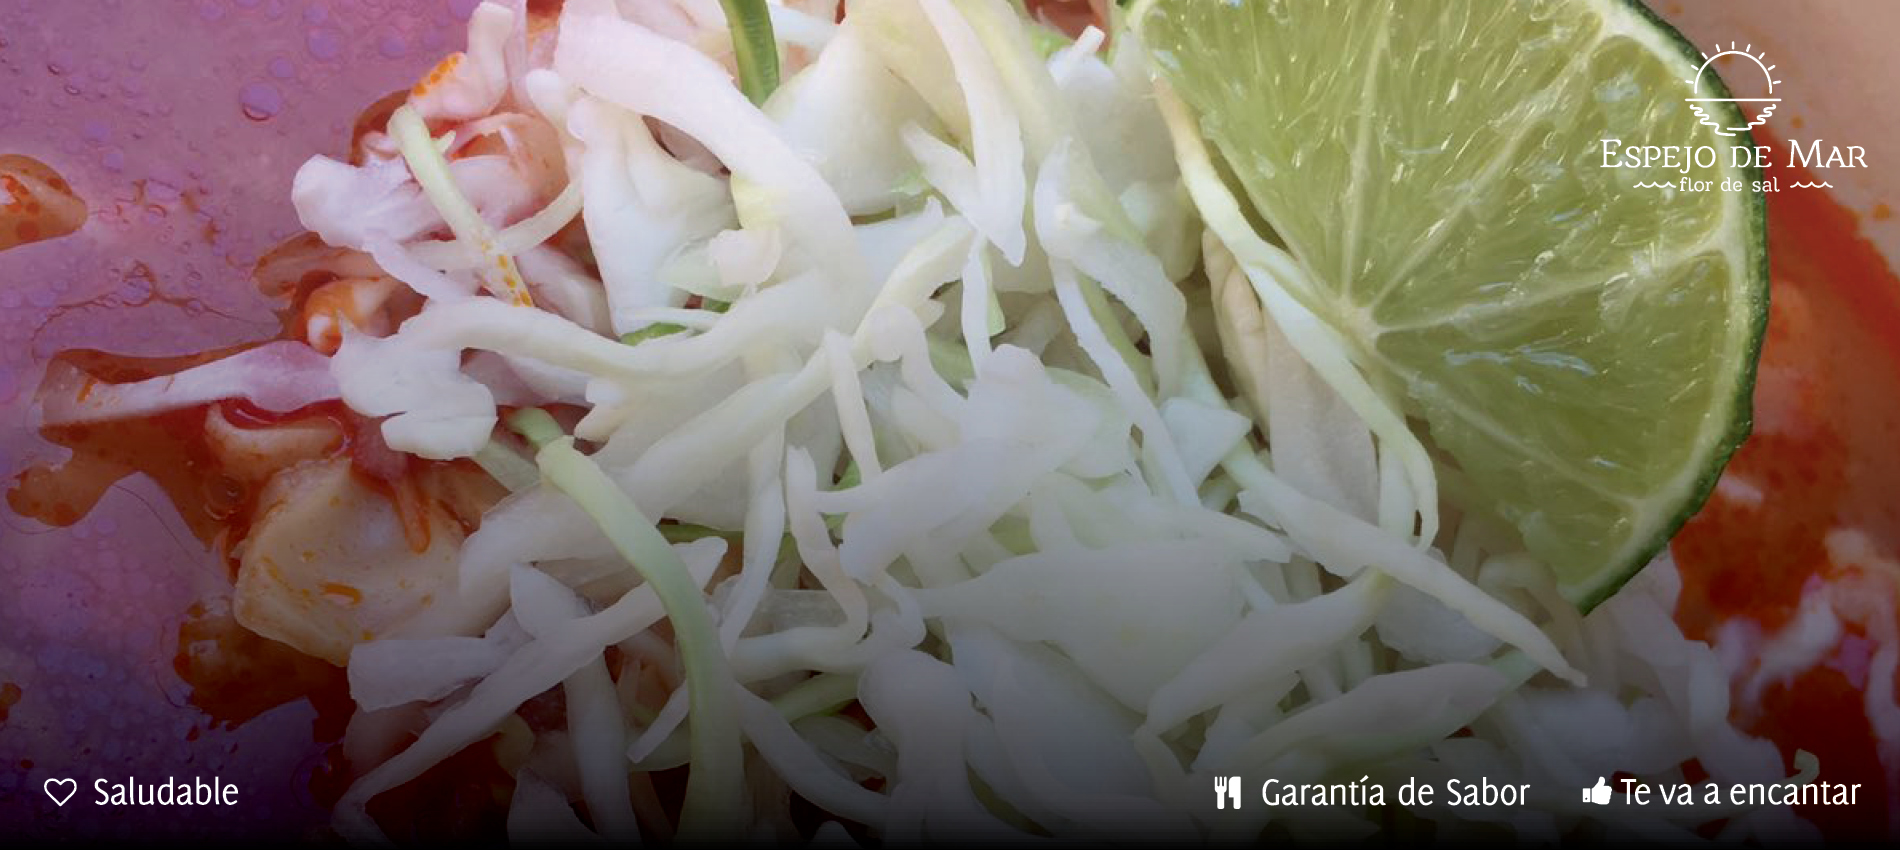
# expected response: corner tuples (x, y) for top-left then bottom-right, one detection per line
(243, 0), (1823, 843)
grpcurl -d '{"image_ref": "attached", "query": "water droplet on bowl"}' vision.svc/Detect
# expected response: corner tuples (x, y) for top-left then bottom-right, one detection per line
(239, 82), (284, 121)
(145, 180), (182, 205)
(306, 26), (343, 61)
(267, 57), (296, 80)
(377, 32), (408, 59)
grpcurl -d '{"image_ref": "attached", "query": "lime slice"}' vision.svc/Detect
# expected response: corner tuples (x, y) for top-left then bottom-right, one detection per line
(1136, 0), (1767, 611)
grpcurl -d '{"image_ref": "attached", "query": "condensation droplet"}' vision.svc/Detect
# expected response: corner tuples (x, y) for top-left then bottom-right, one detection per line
(239, 81), (284, 121)
(306, 27), (343, 61)
(267, 57), (295, 80)
(100, 148), (125, 173)
(145, 180), (182, 205)
(377, 32), (408, 59)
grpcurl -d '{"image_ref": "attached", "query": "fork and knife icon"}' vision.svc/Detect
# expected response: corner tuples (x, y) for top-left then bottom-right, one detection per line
(1213, 776), (1244, 809)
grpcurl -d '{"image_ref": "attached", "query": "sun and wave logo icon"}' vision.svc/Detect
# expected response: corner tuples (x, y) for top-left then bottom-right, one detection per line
(1685, 43), (1780, 137)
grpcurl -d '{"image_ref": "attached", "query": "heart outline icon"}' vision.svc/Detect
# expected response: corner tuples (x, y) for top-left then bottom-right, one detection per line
(43, 777), (76, 807)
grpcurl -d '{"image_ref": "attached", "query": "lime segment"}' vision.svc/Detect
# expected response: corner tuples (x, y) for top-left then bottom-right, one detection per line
(1137, 0), (1767, 610)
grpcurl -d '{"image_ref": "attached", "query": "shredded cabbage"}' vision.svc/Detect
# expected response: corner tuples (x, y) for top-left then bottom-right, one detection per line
(148, 0), (1823, 843)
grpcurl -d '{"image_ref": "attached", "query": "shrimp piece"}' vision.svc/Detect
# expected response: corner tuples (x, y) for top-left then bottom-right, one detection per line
(302, 276), (407, 354)
(0, 155), (86, 251)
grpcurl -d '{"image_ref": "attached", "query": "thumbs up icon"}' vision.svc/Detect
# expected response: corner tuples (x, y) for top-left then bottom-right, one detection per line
(1582, 777), (1611, 805)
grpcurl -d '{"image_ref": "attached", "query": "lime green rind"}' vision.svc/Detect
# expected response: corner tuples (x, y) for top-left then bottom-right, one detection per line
(1134, 0), (1769, 613)
(1564, 0), (1767, 612)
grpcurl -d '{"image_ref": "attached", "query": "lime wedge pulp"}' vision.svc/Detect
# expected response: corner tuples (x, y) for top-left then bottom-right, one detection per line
(1136, 0), (1767, 611)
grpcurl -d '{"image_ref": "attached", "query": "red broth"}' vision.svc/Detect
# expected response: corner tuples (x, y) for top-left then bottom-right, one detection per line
(1672, 130), (1900, 839)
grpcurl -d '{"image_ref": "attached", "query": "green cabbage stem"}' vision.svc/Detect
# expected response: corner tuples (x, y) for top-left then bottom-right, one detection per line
(723, 0), (781, 105)
(506, 407), (745, 839)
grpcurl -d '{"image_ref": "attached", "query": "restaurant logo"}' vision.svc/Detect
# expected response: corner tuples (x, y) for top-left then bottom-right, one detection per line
(1685, 43), (1779, 137)
(1601, 41), (1867, 193)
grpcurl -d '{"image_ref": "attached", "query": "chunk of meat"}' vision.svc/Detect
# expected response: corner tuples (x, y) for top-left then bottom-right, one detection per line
(234, 458), (463, 664)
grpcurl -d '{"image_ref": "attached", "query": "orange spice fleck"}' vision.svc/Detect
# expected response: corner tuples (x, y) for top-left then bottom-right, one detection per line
(320, 583), (364, 606)
(1874, 203), (1892, 222)
(482, 248), (533, 307)
(411, 53), (465, 99)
